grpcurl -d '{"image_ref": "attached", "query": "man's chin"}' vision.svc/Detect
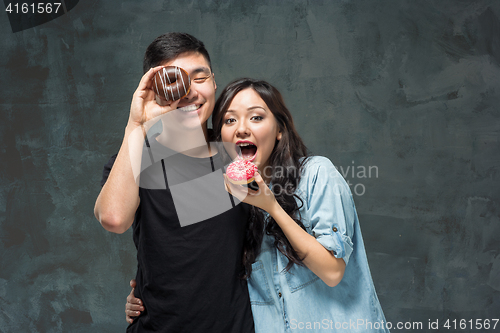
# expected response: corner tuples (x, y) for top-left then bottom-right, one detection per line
(170, 114), (205, 132)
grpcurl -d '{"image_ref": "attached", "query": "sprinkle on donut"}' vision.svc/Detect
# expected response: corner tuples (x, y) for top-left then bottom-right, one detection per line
(226, 159), (258, 185)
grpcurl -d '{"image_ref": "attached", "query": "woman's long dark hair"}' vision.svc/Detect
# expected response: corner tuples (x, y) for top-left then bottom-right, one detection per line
(212, 78), (310, 278)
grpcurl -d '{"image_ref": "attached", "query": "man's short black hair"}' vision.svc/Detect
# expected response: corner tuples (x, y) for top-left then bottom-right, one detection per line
(143, 32), (212, 73)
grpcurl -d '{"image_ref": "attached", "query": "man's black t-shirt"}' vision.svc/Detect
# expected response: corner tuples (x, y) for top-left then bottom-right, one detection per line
(101, 135), (254, 333)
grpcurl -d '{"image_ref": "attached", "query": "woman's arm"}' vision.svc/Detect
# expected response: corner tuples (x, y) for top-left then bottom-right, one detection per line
(225, 171), (346, 287)
(267, 199), (346, 287)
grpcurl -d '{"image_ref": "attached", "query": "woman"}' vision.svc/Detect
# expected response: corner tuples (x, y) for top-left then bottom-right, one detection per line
(127, 78), (389, 332)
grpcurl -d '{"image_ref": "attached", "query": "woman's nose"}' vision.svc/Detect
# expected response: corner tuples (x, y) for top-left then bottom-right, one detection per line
(236, 121), (250, 136)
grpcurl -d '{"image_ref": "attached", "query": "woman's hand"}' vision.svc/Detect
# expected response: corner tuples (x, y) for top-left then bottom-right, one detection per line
(128, 66), (181, 129)
(125, 279), (144, 324)
(224, 171), (279, 214)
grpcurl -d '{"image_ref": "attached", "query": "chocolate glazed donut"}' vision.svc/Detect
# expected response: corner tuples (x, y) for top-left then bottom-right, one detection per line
(152, 66), (191, 102)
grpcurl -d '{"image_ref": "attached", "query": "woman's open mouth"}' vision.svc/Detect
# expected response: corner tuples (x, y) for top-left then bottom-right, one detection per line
(236, 141), (257, 161)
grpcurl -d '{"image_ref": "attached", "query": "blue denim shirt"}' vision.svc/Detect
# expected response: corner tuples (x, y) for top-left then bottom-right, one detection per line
(247, 156), (389, 333)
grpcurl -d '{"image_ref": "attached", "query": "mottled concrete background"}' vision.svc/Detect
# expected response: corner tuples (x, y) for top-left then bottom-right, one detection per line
(1, 0), (499, 332)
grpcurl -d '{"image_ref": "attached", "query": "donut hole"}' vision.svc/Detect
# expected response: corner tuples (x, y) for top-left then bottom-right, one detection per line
(152, 66), (191, 102)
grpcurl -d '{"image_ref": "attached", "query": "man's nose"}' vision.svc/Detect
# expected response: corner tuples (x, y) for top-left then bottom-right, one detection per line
(181, 83), (197, 102)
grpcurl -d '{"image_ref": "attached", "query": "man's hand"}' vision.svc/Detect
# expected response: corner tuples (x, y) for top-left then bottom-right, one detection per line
(125, 279), (144, 324)
(128, 66), (181, 129)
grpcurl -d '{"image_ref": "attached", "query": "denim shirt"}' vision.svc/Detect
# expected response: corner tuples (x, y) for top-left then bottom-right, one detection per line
(247, 156), (389, 333)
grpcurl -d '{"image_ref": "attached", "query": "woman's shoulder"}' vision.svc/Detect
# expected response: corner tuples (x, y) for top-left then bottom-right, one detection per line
(301, 156), (340, 178)
(299, 155), (351, 193)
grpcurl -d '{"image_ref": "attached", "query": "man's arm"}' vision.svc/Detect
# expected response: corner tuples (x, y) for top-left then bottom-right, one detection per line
(94, 66), (180, 234)
(94, 126), (141, 233)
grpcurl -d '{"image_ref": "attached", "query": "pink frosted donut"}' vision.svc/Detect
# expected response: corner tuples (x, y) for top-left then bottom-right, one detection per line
(226, 159), (258, 185)
(152, 66), (191, 102)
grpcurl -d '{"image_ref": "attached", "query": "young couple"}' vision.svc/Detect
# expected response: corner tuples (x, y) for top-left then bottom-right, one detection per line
(95, 32), (389, 332)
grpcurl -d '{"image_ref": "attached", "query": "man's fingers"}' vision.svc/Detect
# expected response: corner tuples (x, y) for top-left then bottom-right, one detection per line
(127, 292), (143, 307)
(125, 304), (143, 319)
(136, 68), (154, 92)
(126, 309), (142, 317)
(147, 93), (186, 122)
(125, 293), (144, 324)
(126, 303), (144, 312)
(155, 98), (181, 117)
(126, 311), (139, 324)
(136, 65), (164, 93)
(127, 294), (142, 305)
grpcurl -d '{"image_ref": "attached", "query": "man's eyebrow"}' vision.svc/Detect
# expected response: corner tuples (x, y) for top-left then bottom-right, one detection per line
(190, 67), (211, 75)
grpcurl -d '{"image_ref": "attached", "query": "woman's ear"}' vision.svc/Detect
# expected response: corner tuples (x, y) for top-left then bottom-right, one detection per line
(277, 131), (282, 141)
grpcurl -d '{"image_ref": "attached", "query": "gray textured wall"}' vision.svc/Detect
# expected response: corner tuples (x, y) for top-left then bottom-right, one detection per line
(1, 0), (499, 332)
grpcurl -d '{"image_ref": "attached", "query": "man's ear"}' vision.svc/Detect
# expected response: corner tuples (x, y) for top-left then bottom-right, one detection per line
(212, 73), (217, 90)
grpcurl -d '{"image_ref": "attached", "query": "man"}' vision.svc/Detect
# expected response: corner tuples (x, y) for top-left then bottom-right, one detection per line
(94, 33), (254, 333)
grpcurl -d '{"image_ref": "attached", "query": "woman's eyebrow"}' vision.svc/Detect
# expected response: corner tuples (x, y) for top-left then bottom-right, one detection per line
(225, 106), (267, 114)
(247, 106), (267, 112)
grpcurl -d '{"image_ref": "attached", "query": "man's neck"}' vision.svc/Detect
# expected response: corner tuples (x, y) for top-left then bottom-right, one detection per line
(156, 122), (216, 158)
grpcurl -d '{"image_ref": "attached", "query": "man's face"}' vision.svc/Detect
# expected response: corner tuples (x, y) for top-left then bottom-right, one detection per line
(159, 52), (216, 131)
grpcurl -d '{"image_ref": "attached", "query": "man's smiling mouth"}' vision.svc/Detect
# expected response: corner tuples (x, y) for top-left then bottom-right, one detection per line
(177, 104), (201, 112)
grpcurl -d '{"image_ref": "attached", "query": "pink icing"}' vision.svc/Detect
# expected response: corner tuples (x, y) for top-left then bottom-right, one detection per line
(226, 159), (258, 182)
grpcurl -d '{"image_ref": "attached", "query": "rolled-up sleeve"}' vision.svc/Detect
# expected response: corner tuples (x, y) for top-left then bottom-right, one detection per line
(302, 157), (355, 265)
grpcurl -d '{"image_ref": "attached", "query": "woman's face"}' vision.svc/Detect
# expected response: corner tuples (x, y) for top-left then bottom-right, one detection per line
(221, 88), (282, 171)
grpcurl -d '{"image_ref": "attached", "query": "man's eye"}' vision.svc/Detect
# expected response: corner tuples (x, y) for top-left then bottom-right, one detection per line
(193, 76), (210, 83)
